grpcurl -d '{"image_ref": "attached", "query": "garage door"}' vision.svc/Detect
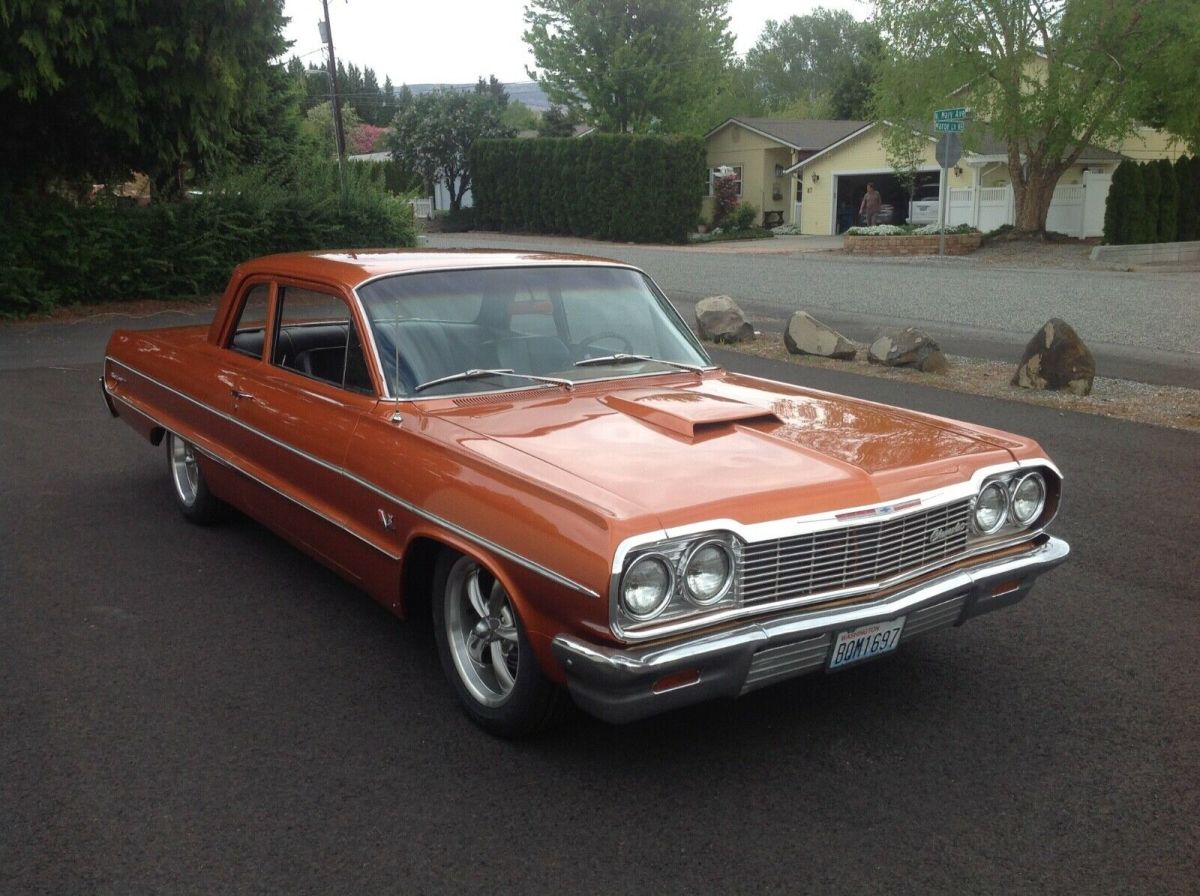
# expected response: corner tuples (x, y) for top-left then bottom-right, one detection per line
(834, 171), (940, 232)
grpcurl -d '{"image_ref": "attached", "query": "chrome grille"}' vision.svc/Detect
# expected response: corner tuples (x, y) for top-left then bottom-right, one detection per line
(739, 500), (972, 606)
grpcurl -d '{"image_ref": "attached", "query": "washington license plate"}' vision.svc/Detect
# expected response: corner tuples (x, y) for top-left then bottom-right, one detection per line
(828, 617), (906, 670)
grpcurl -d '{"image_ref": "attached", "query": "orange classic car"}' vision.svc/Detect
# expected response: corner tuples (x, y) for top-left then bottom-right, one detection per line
(102, 250), (1069, 735)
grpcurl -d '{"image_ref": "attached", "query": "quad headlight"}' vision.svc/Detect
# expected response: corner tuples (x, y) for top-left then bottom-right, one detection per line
(621, 554), (674, 620)
(970, 469), (1052, 538)
(972, 480), (1010, 534)
(618, 534), (740, 626)
(683, 540), (734, 606)
(1010, 472), (1047, 526)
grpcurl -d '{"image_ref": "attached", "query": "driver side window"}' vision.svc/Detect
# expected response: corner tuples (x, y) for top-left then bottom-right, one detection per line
(271, 285), (375, 395)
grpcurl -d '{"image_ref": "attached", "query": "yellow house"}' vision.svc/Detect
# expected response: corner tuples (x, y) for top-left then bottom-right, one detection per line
(783, 123), (1130, 237)
(703, 118), (868, 227)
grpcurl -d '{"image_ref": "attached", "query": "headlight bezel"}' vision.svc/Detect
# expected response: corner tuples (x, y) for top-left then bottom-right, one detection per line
(968, 467), (1057, 543)
(620, 553), (675, 621)
(682, 539), (735, 606)
(1009, 471), (1047, 526)
(971, 480), (1011, 535)
(616, 532), (741, 629)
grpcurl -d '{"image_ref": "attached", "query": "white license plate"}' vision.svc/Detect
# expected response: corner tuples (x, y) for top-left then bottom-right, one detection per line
(828, 617), (906, 670)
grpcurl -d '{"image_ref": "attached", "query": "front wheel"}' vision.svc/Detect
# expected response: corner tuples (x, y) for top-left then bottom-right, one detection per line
(165, 432), (225, 524)
(432, 551), (566, 737)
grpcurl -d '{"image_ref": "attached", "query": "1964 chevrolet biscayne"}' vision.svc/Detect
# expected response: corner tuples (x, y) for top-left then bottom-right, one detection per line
(102, 250), (1069, 736)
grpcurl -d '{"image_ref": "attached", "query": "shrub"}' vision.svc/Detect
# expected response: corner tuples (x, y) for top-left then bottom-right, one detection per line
(1137, 161), (1160, 244)
(0, 160), (417, 316)
(1178, 155), (1200, 241)
(1104, 160), (1133, 244)
(1156, 158), (1179, 242)
(730, 203), (758, 231)
(471, 134), (705, 243)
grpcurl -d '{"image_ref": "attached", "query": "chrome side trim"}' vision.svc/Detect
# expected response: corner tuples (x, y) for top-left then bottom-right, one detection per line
(104, 360), (601, 598)
(106, 388), (402, 561)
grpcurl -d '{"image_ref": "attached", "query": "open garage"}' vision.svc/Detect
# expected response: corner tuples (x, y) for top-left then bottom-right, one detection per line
(833, 170), (940, 232)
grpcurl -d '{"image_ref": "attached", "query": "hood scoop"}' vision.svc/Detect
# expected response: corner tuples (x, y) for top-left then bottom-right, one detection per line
(601, 389), (780, 438)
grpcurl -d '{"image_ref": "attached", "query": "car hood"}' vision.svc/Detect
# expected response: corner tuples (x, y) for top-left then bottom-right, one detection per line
(432, 372), (1025, 529)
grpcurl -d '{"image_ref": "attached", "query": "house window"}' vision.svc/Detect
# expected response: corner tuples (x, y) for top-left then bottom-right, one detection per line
(706, 166), (743, 197)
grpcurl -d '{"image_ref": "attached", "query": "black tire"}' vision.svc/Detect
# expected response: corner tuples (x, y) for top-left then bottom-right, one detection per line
(165, 432), (225, 525)
(432, 550), (567, 737)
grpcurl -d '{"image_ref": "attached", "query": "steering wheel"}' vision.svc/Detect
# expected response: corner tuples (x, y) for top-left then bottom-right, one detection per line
(577, 332), (634, 355)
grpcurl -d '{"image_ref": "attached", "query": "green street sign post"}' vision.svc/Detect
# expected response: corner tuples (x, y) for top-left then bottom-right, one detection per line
(932, 108), (968, 257)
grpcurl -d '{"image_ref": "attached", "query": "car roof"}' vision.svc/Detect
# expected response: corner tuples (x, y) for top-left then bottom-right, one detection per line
(236, 249), (631, 290)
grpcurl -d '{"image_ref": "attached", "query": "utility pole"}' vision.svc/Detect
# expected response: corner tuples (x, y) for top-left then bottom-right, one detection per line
(319, 0), (348, 163)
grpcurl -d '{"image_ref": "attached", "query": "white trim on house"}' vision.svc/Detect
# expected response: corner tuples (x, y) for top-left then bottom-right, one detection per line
(704, 118), (809, 151)
(781, 123), (878, 175)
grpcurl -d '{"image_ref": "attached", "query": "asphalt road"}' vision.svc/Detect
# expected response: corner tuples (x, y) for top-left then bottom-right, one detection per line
(2, 320), (1198, 894)
(430, 232), (1200, 389)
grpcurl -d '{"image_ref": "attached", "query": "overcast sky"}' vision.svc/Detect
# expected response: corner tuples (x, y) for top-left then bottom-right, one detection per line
(282, 0), (873, 86)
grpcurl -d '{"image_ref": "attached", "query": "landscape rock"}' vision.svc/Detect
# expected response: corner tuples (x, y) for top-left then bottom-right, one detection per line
(783, 311), (857, 360)
(695, 295), (754, 343)
(867, 327), (948, 373)
(1012, 318), (1095, 396)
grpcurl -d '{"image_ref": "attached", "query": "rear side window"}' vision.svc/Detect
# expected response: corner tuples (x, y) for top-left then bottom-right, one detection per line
(272, 286), (375, 395)
(228, 284), (271, 358)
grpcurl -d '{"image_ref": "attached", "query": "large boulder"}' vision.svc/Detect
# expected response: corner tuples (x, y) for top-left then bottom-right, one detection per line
(783, 311), (857, 360)
(1012, 318), (1095, 396)
(695, 295), (754, 343)
(868, 327), (948, 373)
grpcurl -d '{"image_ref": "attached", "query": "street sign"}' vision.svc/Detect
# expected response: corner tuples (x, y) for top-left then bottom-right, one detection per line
(935, 121), (965, 133)
(935, 107), (968, 122)
(936, 133), (962, 169)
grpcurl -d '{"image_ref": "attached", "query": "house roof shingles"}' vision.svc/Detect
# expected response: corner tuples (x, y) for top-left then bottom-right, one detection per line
(708, 117), (870, 151)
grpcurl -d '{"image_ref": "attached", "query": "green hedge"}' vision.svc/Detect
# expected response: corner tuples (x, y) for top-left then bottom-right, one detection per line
(1103, 155), (1199, 245)
(0, 161), (417, 317)
(471, 134), (706, 243)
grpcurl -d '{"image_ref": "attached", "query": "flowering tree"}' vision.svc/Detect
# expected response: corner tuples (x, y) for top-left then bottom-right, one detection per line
(711, 169), (739, 229)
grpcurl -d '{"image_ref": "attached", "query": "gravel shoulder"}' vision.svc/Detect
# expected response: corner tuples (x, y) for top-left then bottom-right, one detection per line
(723, 316), (1200, 433)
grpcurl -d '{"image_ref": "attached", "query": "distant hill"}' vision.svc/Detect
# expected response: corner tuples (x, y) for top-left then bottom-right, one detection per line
(406, 80), (552, 110)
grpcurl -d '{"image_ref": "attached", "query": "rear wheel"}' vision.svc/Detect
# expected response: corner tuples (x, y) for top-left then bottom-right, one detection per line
(432, 550), (566, 737)
(166, 432), (225, 524)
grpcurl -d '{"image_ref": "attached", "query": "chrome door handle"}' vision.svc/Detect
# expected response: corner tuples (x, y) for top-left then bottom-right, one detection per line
(231, 389), (255, 401)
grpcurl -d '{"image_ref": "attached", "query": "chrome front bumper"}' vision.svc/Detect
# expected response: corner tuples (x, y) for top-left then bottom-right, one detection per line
(553, 535), (1070, 724)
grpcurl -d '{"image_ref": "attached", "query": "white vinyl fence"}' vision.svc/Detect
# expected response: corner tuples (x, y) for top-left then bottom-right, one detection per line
(407, 198), (433, 219)
(941, 172), (1112, 237)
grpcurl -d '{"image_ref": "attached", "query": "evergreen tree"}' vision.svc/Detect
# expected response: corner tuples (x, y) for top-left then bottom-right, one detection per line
(1174, 156), (1192, 240)
(538, 106), (579, 138)
(1137, 162), (1160, 244)
(1104, 159), (1131, 244)
(1181, 156), (1200, 241)
(1124, 163), (1146, 245)
(1156, 158), (1178, 242)
(1, 0), (291, 194)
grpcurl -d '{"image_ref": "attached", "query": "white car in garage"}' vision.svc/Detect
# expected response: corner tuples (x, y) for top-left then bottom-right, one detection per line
(909, 185), (941, 225)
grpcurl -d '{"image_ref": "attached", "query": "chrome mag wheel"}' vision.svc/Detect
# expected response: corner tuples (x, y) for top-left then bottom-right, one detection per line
(164, 431), (224, 524)
(443, 556), (520, 707)
(168, 433), (201, 507)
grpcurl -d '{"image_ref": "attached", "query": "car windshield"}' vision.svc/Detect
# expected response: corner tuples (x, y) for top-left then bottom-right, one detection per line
(356, 265), (713, 397)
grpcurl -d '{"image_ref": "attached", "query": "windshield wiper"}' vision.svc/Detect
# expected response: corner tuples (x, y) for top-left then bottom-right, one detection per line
(573, 353), (707, 375)
(413, 368), (573, 394)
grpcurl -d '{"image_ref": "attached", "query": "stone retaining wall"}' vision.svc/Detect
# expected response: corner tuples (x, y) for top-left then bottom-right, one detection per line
(844, 233), (983, 256)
